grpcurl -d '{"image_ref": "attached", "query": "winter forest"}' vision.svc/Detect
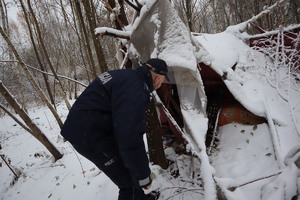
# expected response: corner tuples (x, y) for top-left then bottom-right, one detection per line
(1, 0), (300, 200)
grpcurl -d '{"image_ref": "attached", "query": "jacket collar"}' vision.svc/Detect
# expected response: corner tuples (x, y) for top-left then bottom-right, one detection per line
(136, 65), (154, 93)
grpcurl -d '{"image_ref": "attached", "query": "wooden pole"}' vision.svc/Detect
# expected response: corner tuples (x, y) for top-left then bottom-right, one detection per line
(146, 99), (168, 169)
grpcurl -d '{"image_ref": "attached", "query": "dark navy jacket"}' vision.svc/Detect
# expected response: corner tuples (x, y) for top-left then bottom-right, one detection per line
(61, 66), (153, 186)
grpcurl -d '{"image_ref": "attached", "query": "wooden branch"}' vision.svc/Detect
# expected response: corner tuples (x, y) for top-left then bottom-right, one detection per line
(227, 0), (289, 32)
(134, 0), (142, 8)
(0, 103), (33, 134)
(245, 24), (300, 39)
(124, 0), (140, 12)
(0, 81), (63, 160)
(228, 171), (283, 192)
(146, 98), (168, 169)
(98, 31), (130, 39)
(0, 61), (87, 88)
(0, 154), (20, 179)
(101, 0), (113, 12)
(101, 0), (125, 29)
(95, 27), (131, 40)
(245, 0), (289, 25)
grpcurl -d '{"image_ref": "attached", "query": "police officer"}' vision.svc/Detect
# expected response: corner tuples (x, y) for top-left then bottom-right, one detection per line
(61, 58), (169, 200)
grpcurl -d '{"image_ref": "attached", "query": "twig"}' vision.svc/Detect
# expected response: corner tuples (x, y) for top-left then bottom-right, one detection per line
(0, 60), (87, 87)
(0, 103), (33, 134)
(245, 0), (289, 26)
(100, 0), (125, 30)
(245, 24), (300, 40)
(67, 142), (85, 177)
(119, 51), (129, 69)
(43, 110), (53, 130)
(158, 186), (204, 200)
(228, 171), (282, 191)
(0, 154), (20, 179)
(61, 171), (72, 183)
(124, 0), (140, 12)
(227, 0), (289, 32)
(134, 0), (142, 8)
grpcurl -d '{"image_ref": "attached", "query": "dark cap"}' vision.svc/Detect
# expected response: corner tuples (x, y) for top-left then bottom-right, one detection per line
(145, 58), (169, 81)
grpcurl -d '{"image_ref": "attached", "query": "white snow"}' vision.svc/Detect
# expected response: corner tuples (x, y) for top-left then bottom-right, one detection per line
(94, 27), (131, 38)
(1, 0), (300, 199)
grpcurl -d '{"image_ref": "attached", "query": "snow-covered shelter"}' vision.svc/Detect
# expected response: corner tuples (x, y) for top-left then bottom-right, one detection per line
(96, 0), (300, 199)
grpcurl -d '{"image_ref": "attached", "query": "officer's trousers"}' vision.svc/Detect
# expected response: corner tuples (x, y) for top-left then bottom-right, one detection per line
(71, 138), (146, 200)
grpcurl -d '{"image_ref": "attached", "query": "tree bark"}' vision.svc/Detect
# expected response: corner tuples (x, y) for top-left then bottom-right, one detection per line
(185, 0), (193, 32)
(0, 27), (64, 128)
(73, 0), (97, 78)
(209, 0), (220, 32)
(254, 0), (263, 27)
(69, 0), (91, 83)
(82, 0), (107, 73)
(107, 0), (129, 30)
(0, 81), (63, 161)
(0, 0), (8, 32)
(290, 0), (300, 23)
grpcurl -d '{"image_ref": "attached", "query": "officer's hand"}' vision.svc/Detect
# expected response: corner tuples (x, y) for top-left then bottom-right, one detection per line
(143, 183), (152, 190)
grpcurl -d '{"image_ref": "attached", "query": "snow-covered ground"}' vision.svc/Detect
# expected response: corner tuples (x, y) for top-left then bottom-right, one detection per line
(0, 101), (203, 200)
(0, 96), (299, 200)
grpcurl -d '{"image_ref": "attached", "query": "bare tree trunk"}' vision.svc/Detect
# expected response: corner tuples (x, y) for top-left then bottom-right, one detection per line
(1, 0), (28, 111)
(209, 0), (220, 32)
(220, 0), (230, 28)
(0, 0), (8, 31)
(0, 81), (63, 161)
(0, 27), (64, 128)
(185, 0), (193, 32)
(69, 0), (91, 83)
(254, 0), (263, 27)
(27, 0), (71, 110)
(19, 0), (56, 108)
(107, 0), (129, 30)
(73, 0), (97, 78)
(106, 0), (132, 69)
(290, 0), (300, 23)
(82, 0), (108, 73)
(58, 0), (79, 96)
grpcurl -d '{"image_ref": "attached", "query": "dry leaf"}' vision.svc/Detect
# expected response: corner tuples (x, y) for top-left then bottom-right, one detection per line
(253, 125), (258, 130)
